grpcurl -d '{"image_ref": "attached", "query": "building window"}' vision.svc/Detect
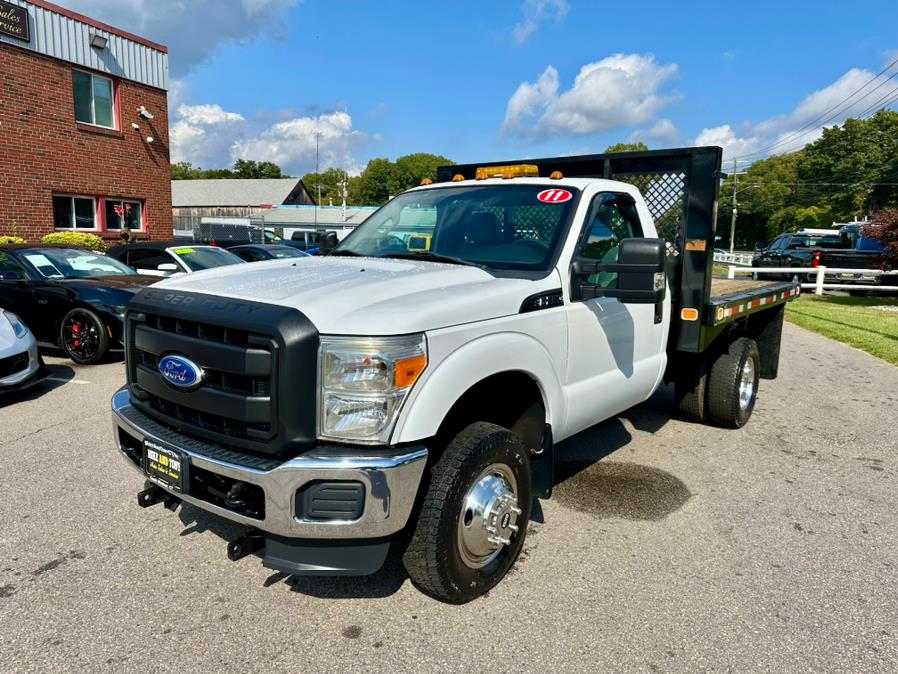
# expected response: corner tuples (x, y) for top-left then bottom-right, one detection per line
(53, 196), (97, 230)
(73, 70), (115, 128)
(105, 199), (143, 231)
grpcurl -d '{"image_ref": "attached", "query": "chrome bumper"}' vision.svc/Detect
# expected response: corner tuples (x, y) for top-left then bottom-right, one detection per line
(111, 388), (427, 539)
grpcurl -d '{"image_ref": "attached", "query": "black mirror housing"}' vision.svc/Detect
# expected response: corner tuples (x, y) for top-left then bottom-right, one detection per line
(575, 237), (666, 304)
(320, 231), (339, 254)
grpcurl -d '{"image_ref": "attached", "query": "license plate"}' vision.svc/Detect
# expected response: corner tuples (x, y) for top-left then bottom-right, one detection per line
(143, 439), (188, 493)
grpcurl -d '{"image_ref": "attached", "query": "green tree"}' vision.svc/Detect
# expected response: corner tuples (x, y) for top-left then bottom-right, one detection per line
(392, 153), (452, 191)
(354, 158), (396, 205)
(301, 168), (350, 205)
(604, 142), (649, 153)
(171, 159), (290, 180)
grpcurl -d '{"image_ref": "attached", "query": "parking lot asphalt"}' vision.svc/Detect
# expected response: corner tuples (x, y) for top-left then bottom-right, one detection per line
(1, 324), (896, 673)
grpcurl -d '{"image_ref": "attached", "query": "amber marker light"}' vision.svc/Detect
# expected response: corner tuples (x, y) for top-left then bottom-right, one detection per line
(394, 354), (427, 388)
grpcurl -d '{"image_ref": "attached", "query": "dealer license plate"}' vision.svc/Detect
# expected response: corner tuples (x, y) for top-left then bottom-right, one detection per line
(143, 439), (187, 493)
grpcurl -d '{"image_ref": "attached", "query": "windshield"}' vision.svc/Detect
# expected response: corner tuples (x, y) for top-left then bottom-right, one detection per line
(21, 248), (136, 278)
(268, 245), (308, 258)
(333, 184), (580, 270)
(170, 246), (244, 271)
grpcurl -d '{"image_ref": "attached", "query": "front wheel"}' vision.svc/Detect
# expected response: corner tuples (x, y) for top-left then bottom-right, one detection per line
(403, 422), (532, 603)
(60, 308), (109, 365)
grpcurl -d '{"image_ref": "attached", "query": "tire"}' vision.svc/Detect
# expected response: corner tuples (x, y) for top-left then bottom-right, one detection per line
(60, 308), (109, 365)
(706, 337), (760, 429)
(674, 356), (708, 422)
(848, 289), (869, 297)
(403, 422), (532, 604)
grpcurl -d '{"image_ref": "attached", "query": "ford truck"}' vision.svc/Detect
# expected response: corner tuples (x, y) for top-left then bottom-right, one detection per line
(112, 147), (799, 603)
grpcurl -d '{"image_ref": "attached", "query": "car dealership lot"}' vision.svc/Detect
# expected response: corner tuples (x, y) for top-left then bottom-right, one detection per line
(1, 325), (896, 673)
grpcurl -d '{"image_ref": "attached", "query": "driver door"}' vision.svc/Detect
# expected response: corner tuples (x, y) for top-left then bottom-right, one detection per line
(563, 193), (668, 436)
(0, 252), (33, 320)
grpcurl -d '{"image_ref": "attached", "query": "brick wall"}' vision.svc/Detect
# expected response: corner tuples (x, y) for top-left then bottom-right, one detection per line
(0, 41), (171, 243)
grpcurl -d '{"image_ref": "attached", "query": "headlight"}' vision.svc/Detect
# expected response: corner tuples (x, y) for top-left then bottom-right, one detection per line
(2, 310), (29, 339)
(318, 334), (427, 444)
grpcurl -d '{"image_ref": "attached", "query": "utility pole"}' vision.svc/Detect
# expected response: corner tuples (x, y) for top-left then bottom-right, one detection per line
(313, 131), (321, 227)
(729, 157), (738, 254)
(341, 170), (348, 223)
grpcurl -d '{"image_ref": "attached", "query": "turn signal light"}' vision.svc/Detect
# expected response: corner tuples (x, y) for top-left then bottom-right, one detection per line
(680, 308), (699, 321)
(475, 164), (539, 180)
(394, 354), (427, 388)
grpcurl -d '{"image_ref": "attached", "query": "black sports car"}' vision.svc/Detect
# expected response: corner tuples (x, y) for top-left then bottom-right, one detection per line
(229, 244), (310, 262)
(0, 245), (156, 364)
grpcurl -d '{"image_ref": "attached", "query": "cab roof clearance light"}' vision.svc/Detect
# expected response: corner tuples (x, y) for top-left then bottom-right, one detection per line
(475, 164), (539, 180)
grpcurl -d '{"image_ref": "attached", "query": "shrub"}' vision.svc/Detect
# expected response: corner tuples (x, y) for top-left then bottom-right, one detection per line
(40, 232), (107, 252)
(0, 236), (26, 244)
(863, 209), (898, 268)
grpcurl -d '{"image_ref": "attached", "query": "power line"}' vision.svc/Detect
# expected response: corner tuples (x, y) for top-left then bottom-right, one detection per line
(737, 57), (898, 161)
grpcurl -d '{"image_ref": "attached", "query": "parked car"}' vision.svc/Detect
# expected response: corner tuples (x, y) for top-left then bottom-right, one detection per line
(107, 242), (245, 277)
(0, 308), (49, 394)
(0, 245), (156, 364)
(229, 244), (310, 262)
(813, 223), (892, 293)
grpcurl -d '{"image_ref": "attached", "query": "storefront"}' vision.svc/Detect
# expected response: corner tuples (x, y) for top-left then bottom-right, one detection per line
(0, 0), (171, 243)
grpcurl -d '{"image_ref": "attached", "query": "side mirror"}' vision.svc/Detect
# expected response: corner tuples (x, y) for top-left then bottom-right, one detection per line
(0, 270), (23, 281)
(157, 263), (179, 272)
(573, 238), (666, 304)
(755, 242), (764, 251)
(320, 231), (339, 254)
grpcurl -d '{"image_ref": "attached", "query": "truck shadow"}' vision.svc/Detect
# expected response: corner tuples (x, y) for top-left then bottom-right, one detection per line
(551, 384), (691, 521)
(175, 502), (411, 599)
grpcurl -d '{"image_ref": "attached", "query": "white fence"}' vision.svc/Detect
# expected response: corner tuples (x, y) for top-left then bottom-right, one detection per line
(713, 250), (754, 266)
(723, 265), (894, 295)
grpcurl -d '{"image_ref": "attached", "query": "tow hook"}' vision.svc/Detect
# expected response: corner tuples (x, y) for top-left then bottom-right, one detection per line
(227, 530), (265, 562)
(137, 482), (180, 510)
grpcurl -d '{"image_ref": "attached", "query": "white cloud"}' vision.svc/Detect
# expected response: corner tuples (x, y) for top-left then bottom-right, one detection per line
(511, 0), (568, 44)
(65, 0), (301, 75)
(233, 111), (372, 175)
(169, 101), (372, 175)
(695, 67), (890, 162)
(502, 53), (679, 141)
(629, 118), (678, 145)
(170, 104), (247, 167)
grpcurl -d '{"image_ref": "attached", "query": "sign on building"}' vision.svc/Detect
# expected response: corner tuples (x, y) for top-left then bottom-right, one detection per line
(0, 0), (29, 42)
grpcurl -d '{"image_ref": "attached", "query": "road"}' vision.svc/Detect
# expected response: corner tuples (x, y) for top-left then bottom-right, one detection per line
(1, 324), (896, 673)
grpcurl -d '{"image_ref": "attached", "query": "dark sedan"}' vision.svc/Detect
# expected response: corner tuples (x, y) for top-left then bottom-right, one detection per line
(0, 246), (156, 364)
(229, 244), (310, 262)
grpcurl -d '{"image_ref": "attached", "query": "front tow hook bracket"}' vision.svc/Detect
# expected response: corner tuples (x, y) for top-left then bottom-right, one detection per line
(227, 531), (265, 562)
(138, 482), (181, 510)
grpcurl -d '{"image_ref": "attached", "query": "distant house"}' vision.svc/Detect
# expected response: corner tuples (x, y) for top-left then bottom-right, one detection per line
(171, 178), (314, 233)
(259, 205), (378, 244)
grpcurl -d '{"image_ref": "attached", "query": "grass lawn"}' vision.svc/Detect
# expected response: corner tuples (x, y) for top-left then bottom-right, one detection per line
(785, 294), (898, 366)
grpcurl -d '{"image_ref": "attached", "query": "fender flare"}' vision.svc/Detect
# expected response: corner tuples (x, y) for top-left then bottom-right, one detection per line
(391, 331), (565, 445)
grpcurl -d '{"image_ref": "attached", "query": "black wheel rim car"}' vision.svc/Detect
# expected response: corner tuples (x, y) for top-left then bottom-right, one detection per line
(62, 311), (101, 361)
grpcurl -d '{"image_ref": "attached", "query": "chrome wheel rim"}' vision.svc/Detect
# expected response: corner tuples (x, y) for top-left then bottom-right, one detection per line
(456, 463), (521, 569)
(738, 357), (756, 412)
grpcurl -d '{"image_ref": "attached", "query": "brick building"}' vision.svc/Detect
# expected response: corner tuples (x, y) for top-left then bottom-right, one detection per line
(0, 0), (170, 244)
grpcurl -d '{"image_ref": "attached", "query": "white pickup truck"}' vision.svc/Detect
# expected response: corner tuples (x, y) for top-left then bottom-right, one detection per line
(112, 147), (799, 603)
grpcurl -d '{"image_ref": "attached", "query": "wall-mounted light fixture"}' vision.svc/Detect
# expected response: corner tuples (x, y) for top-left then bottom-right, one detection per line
(138, 106), (154, 120)
(146, 136), (154, 144)
(89, 33), (108, 49)
(131, 123), (140, 130)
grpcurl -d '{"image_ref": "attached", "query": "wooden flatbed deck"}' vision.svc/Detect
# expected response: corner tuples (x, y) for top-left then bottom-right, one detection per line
(709, 277), (785, 300)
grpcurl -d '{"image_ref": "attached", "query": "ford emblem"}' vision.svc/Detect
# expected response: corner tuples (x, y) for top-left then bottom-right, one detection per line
(158, 354), (203, 390)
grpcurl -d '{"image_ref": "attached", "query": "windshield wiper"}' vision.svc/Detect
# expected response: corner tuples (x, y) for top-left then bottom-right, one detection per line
(327, 249), (365, 257)
(382, 252), (483, 268)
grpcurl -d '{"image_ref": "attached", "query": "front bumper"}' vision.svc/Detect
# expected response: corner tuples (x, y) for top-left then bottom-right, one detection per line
(111, 388), (427, 539)
(0, 340), (47, 392)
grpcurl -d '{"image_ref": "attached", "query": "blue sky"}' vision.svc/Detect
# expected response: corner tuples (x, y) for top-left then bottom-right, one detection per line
(70, 0), (898, 175)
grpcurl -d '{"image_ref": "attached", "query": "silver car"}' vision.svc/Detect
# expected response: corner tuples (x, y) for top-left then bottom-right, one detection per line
(0, 309), (48, 393)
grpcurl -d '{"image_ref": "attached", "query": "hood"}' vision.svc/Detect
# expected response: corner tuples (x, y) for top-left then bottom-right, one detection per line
(61, 274), (158, 292)
(154, 257), (556, 334)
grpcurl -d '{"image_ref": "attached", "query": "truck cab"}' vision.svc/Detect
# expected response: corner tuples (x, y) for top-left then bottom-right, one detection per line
(112, 147), (798, 603)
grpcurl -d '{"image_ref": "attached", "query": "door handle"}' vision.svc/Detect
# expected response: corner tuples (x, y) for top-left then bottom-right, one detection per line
(38, 299), (48, 305)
